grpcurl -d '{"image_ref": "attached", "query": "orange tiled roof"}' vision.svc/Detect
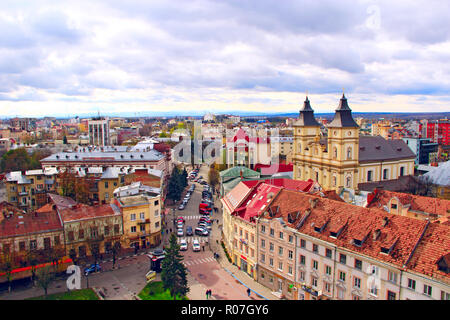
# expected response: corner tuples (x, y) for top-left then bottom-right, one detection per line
(406, 223), (450, 280)
(58, 203), (119, 222)
(266, 189), (429, 268)
(367, 189), (450, 217)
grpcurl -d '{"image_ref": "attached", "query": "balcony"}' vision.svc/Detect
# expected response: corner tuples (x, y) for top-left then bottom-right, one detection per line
(18, 191), (28, 196)
(138, 219), (151, 225)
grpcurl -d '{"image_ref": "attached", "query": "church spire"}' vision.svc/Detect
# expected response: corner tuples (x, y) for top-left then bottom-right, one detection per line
(298, 96), (320, 127)
(328, 93), (358, 128)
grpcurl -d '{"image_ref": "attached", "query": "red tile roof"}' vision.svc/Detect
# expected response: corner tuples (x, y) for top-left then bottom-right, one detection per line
(407, 223), (450, 280)
(222, 181), (254, 213)
(265, 189), (429, 268)
(0, 203), (62, 238)
(367, 189), (450, 217)
(254, 163), (293, 175)
(58, 203), (120, 222)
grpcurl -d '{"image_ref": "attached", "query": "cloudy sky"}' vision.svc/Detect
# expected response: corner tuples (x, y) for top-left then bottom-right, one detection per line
(1, 0), (450, 117)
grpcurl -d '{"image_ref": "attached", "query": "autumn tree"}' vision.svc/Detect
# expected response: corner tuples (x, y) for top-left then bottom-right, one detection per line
(0, 252), (14, 293)
(36, 265), (55, 297)
(208, 165), (220, 190)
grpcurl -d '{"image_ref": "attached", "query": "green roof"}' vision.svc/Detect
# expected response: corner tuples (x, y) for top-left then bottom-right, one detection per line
(219, 166), (260, 179)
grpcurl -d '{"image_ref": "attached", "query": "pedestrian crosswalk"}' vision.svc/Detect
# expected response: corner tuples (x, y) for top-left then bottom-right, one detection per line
(177, 237), (209, 244)
(179, 215), (206, 220)
(183, 256), (216, 266)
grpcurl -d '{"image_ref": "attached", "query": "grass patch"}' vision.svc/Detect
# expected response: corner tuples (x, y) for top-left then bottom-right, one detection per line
(27, 288), (99, 300)
(138, 281), (188, 300)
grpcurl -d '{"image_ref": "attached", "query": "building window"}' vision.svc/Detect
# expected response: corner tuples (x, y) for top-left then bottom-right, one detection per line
(269, 258), (273, 267)
(114, 224), (120, 234)
(278, 246), (283, 256)
(347, 147), (352, 160)
(300, 255), (306, 265)
(261, 225), (265, 233)
(400, 167), (405, 176)
(278, 261), (283, 271)
(339, 271), (346, 282)
(269, 242), (274, 252)
(326, 248), (332, 259)
(140, 212), (145, 220)
(245, 231), (248, 240)
(353, 277), (361, 289)
(324, 282), (331, 294)
(251, 234), (254, 243)
(78, 229), (84, 239)
(68, 231), (74, 241)
(339, 253), (347, 265)
(352, 294), (361, 300)
(239, 228), (243, 237)
(250, 248), (254, 257)
(30, 240), (37, 250)
(407, 279), (416, 290)
(388, 271), (398, 284)
(154, 200), (159, 206)
(288, 235), (293, 243)
(441, 291), (450, 300)
(312, 260), (318, 270)
(130, 213), (136, 221)
(270, 228), (274, 237)
(313, 244), (318, 253)
(383, 168), (389, 180)
(369, 285), (378, 296)
(140, 225), (145, 232)
(423, 285), (432, 297)
(261, 254), (265, 263)
(299, 271), (305, 282)
(325, 265), (332, 275)
(311, 276), (318, 288)
(104, 181), (108, 188)
(279, 232), (284, 239)
(288, 265), (293, 275)
(154, 209), (159, 217)
(367, 170), (373, 182)
(155, 222), (159, 228)
(19, 241), (26, 251)
(288, 250), (293, 260)
(337, 288), (345, 300)
(387, 291), (396, 300)
(333, 147), (337, 159)
(354, 259), (362, 270)
(105, 192), (109, 199)
(261, 239), (265, 248)
(300, 239), (306, 248)
(131, 226), (136, 233)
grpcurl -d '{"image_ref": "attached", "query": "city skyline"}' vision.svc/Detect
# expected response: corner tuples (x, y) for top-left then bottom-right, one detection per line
(1, 0), (450, 117)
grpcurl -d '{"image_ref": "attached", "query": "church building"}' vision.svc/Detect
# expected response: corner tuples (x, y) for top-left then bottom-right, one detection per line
(293, 94), (415, 192)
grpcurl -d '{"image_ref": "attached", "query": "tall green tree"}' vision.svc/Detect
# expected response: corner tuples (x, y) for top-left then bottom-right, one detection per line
(167, 167), (183, 203)
(161, 233), (189, 300)
(63, 135), (68, 144)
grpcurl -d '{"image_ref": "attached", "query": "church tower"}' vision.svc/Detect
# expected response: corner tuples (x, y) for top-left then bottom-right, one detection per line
(326, 93), (359, 190)
(293, 96), (321, 181)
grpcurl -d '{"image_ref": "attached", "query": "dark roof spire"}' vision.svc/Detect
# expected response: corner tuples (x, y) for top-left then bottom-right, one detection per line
(298, 96), (320, 127)
(328, 93), (359, 128)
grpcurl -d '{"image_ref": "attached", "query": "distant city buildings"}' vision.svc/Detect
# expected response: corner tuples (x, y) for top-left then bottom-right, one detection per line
(88, 117), (110, 146)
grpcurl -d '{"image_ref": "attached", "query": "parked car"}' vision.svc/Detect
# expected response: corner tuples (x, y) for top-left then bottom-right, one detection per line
(177, 222), (184, 229)
(186, 226), (193, 236)
(178, 204), (185, 210)
(152, 249), (166, 257)
(200, 181), (208, 185)
(198, 222), (212, 230)
(180, 239), (188, 251)
(177, 217), (185, 223)
(195, 227), (209, 236)
(192, 240), (201, 252)
(177, 228), (184, 237)
(84, 264), (101, 275)
(199, 217), (212, 224)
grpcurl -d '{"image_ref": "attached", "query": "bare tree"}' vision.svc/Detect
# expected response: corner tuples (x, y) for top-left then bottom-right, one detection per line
(36, 265), (55, 297)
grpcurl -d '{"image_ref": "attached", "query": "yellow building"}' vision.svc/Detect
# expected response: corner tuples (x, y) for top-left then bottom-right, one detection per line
(113, 192), (162, 250)
(293, 95), (416, 192)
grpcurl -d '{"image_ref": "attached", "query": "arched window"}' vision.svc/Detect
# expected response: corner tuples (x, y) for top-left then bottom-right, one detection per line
(347, 147), (352, 160)
(298, 143), (302, 154)
(333, 147), (337, 159)
(332, 176), (337, 187)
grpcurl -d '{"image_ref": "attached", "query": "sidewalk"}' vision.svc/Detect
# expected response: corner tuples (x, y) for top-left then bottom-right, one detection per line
(208, 195), (280, 301)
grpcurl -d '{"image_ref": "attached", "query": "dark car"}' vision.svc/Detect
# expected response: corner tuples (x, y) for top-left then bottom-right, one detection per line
(186, 226), (193, 236)
(200, 181), (208, 185)
(84, 264), (101, 275)
(152, 249), (166, 257)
